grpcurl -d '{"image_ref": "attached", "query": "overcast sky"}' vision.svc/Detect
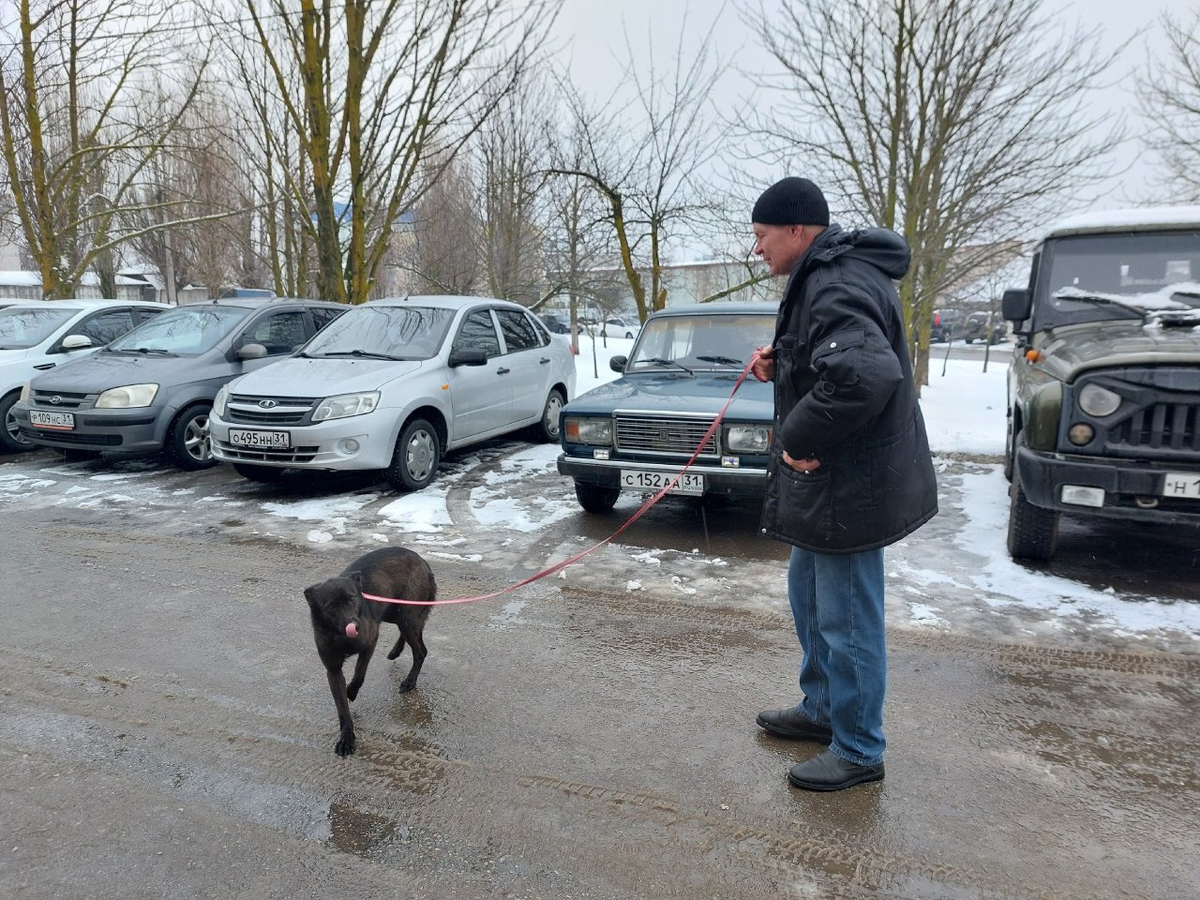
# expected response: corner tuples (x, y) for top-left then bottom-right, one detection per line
(550, 0), (1179, 258)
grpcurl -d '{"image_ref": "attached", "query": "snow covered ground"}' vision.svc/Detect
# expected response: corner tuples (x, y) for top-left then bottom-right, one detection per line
(2, 333), (1197, 648)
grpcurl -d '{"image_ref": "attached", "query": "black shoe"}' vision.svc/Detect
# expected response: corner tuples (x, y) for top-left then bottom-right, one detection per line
(788, 750), (884, 792)
(756, 707), (833, 742)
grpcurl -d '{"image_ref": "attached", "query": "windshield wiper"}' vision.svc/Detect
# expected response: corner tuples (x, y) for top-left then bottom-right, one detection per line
(1051, 291), (1149, 317)
(116, 347), (174, 355)
(635, 357), (694, 374)
(315, 349), (403, 361)
(695, 355), (743, 367)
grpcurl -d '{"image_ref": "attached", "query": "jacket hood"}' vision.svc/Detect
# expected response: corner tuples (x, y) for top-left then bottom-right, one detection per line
(804, 224), (911, 280)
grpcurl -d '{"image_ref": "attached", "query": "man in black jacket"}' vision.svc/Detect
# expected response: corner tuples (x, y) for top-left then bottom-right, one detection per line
(749, 177), (938, 791)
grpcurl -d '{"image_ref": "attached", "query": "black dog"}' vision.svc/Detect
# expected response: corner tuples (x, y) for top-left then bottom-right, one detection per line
(304, 546), (436, 757)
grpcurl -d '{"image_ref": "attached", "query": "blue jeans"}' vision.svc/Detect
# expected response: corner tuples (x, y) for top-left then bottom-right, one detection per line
(788, 545), (887, 766)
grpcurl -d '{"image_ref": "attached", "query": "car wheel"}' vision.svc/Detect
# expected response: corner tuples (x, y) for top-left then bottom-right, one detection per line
(1007, 436), (1059, 562)
(232, 463), (286, 483)
(385, 417), (441, 492)
(167, 404), (217, 471)
(535, 388), (566, 443)
(574, 481), (620, 513)
(0, 390), (36, 454)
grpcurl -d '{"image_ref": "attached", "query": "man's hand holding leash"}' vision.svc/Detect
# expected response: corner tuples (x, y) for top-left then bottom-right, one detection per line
(751, 344), (822, 474)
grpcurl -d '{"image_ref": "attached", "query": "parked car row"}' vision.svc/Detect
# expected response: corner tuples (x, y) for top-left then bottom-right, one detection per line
(6, 296), (577, 493)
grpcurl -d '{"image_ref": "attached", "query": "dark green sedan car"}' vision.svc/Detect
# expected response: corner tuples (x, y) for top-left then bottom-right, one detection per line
(556, 303), (777, 512)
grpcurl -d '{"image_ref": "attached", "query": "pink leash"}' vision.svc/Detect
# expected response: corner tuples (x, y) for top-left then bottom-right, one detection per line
(363, 359), (756, 607)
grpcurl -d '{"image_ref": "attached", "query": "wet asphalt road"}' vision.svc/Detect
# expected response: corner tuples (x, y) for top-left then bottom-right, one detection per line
(1, 444), (1198, 900)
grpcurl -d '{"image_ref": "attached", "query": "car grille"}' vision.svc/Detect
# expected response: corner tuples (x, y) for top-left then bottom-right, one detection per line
(225, 394), (320, 426)
(614, 414), (718, 457)
(20, 427), (121, 446)
(1080, 368), (1200, 459)
(30, 389), (90, 410)
(214, 441), (321, 463)
(1108, 402), (1200, 451)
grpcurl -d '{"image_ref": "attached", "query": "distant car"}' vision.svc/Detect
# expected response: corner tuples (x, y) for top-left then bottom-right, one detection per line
(12, 298), (345, 469)
(963, 311), (1005, 344)
(539, 313), (569, 334)
(930, 308), (967, 343)
(209, 295), (577, 490)
(0, 298), (166, 453)
(600, 315), (640, 339)
(557, 303), (776, 512)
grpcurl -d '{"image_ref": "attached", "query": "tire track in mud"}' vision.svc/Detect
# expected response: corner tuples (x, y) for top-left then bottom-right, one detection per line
(1, 651), (1088, 900)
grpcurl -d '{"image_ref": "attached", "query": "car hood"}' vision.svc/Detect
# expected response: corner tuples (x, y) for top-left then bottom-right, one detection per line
(228, 356), (425, 396)
(1038, 319), (1200, 382)
(28, 352), (216, 392)
(565, 371), (775, 420)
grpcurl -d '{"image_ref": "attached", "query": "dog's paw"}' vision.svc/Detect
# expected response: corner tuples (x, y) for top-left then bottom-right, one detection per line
(346, 682), (360, 702)
(335, 730), (357, 757)
(386, 646), (403, 661)
(398, 678), (417, 693)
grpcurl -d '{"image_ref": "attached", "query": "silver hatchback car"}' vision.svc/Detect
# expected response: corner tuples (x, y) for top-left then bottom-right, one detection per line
(209, 295), (577, 490)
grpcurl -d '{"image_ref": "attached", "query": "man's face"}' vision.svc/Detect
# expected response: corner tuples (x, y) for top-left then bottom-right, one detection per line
(752, 223), (813, 277)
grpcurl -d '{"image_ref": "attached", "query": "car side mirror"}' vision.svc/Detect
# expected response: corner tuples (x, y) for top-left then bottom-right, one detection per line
(237, 342), (268, 360)
(1002, 288), (1032, 323)
(609, 355), (628, 373)
(448, 347), (488, 367)
(60, 334), (93, 351)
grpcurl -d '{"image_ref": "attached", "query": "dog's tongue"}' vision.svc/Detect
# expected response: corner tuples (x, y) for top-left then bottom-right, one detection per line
(345, 622), (358, 639)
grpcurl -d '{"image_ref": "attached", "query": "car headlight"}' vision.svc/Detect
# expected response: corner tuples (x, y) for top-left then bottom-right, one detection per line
(724, 424), (772, 453)
(213, 385), (229, 417)
(95, 383), (159, 408)
(563, 416), (613, 445)
(1078, 384), (1121, 417)
(312, 392), (380, 422)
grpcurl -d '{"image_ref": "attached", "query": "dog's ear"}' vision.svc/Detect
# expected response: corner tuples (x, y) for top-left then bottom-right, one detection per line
(303, 585), (317, 606)
(347, 571), (364, 591)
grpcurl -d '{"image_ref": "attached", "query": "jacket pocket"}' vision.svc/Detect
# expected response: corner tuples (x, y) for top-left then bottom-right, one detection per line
(810, 327), (867, 389)
(775, 463), (833, 543)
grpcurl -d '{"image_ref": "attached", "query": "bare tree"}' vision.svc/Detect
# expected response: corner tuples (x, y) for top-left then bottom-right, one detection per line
(0, 0), (207, 299)
(226, 0), (557, 306)
(549, 22), (727, 323)
(744, 0), (1123, 387)
(404, 154), (486, 295)
(1140, 11), (1200, 201)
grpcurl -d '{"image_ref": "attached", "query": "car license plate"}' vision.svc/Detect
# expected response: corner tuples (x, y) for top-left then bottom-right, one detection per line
(29, 410), (75, 430)
(228, 428), (291, 449)
(620, 469), (705, 495)
(1161, 472), (1200, 499)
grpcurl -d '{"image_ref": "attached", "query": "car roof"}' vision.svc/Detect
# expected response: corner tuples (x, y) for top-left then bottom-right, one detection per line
(0, 298), (164, 313)
(1043, 205), (1200, 239)
(647, 302), (778, 318)
(366, 294), (526, 312)
(178, 297), (345, 310)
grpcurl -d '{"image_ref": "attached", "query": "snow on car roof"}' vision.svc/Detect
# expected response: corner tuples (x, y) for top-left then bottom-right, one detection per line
(1044, 205), (1200, 238)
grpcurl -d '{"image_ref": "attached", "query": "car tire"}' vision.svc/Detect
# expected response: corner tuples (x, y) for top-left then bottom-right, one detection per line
(232, 463), (286, 483)
(385, 417), (441, 492)
(166, 404), (217, 471)
(1007, 437), (1059, 562)
(0, 390), (36, 454)
(574, 481), (620, 513)
(535, 388), (566, 443)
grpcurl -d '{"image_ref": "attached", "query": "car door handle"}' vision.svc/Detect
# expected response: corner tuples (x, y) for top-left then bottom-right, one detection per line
(33, 363), (55, 370)
(497, 367), (510, 375)
(539, 357), (551, 364)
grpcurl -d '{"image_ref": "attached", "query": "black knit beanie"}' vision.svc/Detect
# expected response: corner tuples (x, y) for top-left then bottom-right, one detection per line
(752, 177), (830, 227)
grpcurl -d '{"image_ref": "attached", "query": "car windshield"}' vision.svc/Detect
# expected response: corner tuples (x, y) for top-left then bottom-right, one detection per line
(1036, 231), (1200, 329)
(107, 305), (252, 356)
(300, 305), (454, 360)
(0, 306), (77, 349)
(626, 313), (775, 372)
